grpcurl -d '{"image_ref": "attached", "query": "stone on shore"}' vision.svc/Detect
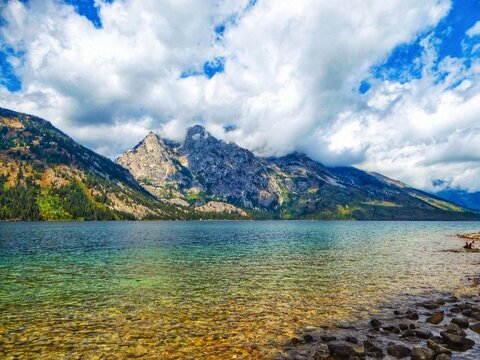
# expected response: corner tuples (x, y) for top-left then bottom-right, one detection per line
(327, 342), (364, 358)
(435, 354), (452, 360)
(410, 346), (435, 360)
(406, 310), (419, 320)
(427, 339), (452, 356)
(363, 340), (384, 357)
(345, 335), (358, 344)
(383, 325), (400, 334)
(386, 342), (411, 358)
(313, 343), (329, 359)
(426, 311), (444, 325)
(370, 318), (382, 328)
(303, 334), (314, 343)
(440, 325), (475, 351)
(320, 335), (336, 342)
(450, 317), (469, 328)
(414, 328), (433, 339)
(419, 302), (440, 310)
(470, 322), (480, 334)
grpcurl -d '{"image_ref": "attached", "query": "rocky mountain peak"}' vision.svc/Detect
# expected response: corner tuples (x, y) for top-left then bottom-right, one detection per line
(116, 121), (476, 219)
(140, 131), (161, 150)
(186, 125), (209, 141)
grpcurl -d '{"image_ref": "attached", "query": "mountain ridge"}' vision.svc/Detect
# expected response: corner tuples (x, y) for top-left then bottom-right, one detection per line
(1, 106), (477, 221)
(116, 124), (479, 220)
(0, 107), (194, 220)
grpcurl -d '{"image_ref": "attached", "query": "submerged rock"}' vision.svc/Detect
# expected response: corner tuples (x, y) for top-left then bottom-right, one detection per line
(303, 334), (314, 343)
(320, 335), (336, 342)
(363, 340), (383, 357)
(370, 318), (382, 328)
(345, 336), (358, 344)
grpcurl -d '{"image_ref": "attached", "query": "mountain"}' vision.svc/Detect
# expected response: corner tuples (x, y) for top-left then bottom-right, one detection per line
(0, 107), (192, 220)
(435, 189), (480, 212)
(116, 125), (479, 220)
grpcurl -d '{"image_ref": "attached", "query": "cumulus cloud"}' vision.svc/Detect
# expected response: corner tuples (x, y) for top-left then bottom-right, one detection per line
(1, 0), (479, 191)
(467, 20), (480, 37)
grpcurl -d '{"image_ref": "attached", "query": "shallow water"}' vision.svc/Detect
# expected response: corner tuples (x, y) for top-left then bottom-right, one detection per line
(1, 221), (480, 359)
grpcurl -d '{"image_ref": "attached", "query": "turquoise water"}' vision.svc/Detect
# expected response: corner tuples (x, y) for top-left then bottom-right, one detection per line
(1, 221), (480, 359)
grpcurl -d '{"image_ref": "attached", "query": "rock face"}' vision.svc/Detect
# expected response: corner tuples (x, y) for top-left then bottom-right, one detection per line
(195, 201), (248, 216)
(117, 125), (477, 220)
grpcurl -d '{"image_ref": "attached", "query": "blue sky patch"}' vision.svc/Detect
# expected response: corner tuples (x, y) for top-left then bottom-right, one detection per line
(180, 57), (226, 79)
(0, 48), (21, 92)
(368, 0), (480, 86)
(203, 57), (225, 78)
(64, 0), (114, 29)
(358, 80), (371, 94)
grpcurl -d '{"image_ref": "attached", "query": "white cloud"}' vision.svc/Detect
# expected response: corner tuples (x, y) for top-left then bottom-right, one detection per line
(2, 0), (480, 192)
(467, 20), (480, 37)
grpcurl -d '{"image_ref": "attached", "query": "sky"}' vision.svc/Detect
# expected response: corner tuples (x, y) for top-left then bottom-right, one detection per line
(0, 0), (479, 193)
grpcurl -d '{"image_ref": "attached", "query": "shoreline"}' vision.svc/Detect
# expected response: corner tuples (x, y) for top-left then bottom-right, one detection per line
(276, 233), (480, 360)
(278, 285), (480, 360)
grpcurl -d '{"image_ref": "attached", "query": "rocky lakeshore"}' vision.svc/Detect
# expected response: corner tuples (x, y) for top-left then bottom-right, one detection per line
(277, 234), (480, 360)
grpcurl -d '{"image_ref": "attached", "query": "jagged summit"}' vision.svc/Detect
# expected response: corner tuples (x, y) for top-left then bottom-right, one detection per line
(186, 124), (208, 138)
(116, 124), (476, 220)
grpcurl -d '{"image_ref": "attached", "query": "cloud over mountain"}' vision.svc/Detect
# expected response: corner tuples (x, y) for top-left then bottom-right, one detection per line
(1, 0), (479, 191)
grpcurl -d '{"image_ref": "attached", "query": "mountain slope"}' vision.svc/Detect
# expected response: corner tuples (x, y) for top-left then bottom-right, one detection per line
(117, 126), (479, 220)
(0, 107), (190, 220)
(435, 189), (480, 212)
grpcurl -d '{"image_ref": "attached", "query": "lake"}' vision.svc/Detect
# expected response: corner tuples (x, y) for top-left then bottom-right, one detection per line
(1, 221), (480, 359)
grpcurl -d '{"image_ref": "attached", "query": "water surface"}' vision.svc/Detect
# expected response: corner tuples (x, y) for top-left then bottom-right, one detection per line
(1, 221), (480, 358)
